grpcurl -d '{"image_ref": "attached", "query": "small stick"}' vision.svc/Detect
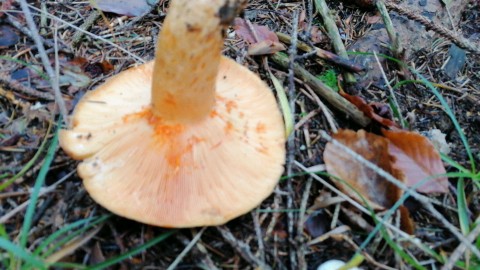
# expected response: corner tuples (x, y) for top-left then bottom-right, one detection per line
(319, 131), (480, 259)
(384, 0), (480, 54)
(71, 10), (100, 47)
(195, 242), (221, 270)
(0, 170), (75, 224)
(376, 0), (410, 79)
(167, 228), (206, 270)
(376, 0), (402, 58)
(251, 211), (266, 263)
(286, 10), (300, 270)
(18, 0), (69, 126)
(217, 226), (272, 270)
(442, 219), (480, 270)
(313, 0), (356, 83)
(296, 176), (313, 270)
(373, 52), (404, 128)
(277, 32), (365, 73)
(271, 52), (370, 126)
(5, 14), (55, 50)
(0, 73), (55, 100)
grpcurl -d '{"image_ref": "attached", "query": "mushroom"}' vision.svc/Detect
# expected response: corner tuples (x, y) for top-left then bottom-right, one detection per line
(59, 0), (286, 227)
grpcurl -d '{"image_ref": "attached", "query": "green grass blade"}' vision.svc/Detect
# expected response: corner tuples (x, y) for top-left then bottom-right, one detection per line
(414, 72), (476, 173)
(50, 261), (87, 269)
(378, 226), (426, 270)
(19, 128), (59, 248)
(457, 178), (470, 235)
(0, 238), (46, 269)
(33, 215), (110, 257)
(0, 225), (14, 268)
(86, 230), (177, 270)
(39, 215), (110, 258)
(348, 51), (476, 173)
(441, 153), (470, 174)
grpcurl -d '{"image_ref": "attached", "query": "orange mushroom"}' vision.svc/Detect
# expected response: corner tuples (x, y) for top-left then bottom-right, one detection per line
(59, 0), (286, 227)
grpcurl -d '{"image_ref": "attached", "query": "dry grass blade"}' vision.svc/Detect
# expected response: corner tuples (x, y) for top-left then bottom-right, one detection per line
(45, 225), (102, 263)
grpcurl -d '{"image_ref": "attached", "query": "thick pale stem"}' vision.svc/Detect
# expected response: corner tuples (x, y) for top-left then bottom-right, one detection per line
(152, 0), (232, 123)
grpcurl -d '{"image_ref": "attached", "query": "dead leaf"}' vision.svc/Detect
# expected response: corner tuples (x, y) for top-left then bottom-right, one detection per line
(248, 40), (285, 56)
(339, 90), (400, 129)
(0, 25), (19, 48)
(234, 18), (285, 55)
(89, 241), (106, 265)
(382, 129), (449, 193)
(94, 0), (153, 17)
(234, 18), (276, 43)
(324, 129), (404, 210)
(310, 26), (325, 44)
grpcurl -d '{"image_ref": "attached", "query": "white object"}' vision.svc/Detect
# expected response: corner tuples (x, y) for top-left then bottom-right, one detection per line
(317, 259), (361, 270)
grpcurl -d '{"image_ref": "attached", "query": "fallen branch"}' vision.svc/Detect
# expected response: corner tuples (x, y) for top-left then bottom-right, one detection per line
(277, 32), (365, 73)
(270, 53), (370, 127)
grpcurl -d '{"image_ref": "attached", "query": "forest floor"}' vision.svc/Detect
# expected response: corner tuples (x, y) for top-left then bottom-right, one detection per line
(1, 0), (479, 269)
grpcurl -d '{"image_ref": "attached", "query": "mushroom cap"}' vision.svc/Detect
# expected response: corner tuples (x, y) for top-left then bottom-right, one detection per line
(60, 57), (286, 227)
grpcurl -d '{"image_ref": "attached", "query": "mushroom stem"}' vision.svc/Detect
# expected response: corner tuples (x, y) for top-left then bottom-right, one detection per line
(151, 0), (233, 123)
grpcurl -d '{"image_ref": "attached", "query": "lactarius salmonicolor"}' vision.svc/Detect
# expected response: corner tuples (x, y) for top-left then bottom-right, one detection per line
(60, 0), (286, 227)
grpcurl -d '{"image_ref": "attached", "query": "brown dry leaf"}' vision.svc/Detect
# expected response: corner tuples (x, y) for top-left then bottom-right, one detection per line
(310, 26), (325, 44)
(234, 18), (285, 55)
(382, 129), (449, 193)
(339, 90), (400, 129)
(248, 40), (286, 55)
(324, 129), (404, 210)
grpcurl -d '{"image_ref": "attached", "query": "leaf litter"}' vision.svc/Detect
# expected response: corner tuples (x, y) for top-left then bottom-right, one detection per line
(1, 0), (479, 269)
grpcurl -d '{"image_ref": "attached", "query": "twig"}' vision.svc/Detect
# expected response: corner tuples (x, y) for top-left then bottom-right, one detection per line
(313, 0), (356, 83)
(373, 52), (403, 128)
(376, 0), (402, 59)
(295, 160), (452, 260)
(376, 0), (410, 80)
(20, 4), (146, 63)
(71, 10), (100, 47)
(18, 0), (69, 126)
(0, 73), (54, 100)
(167, 228), (206, 270)
(277, 32), (365, 73)
(296, 177), (312, 270)
(195, 242), (220, 270)
(384, 0), (480, 54)
(251, 210), (266, 263)
(304, 84), (338, 132)
(0, 170), (75, 224)
(217, 226), (272, 270)
(286, 10), (300, 270)
(271, 52), (370, 126)
(319, 131), (480, 258)
(441, 219), (480, 270)
(5, 13), (67, 51)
